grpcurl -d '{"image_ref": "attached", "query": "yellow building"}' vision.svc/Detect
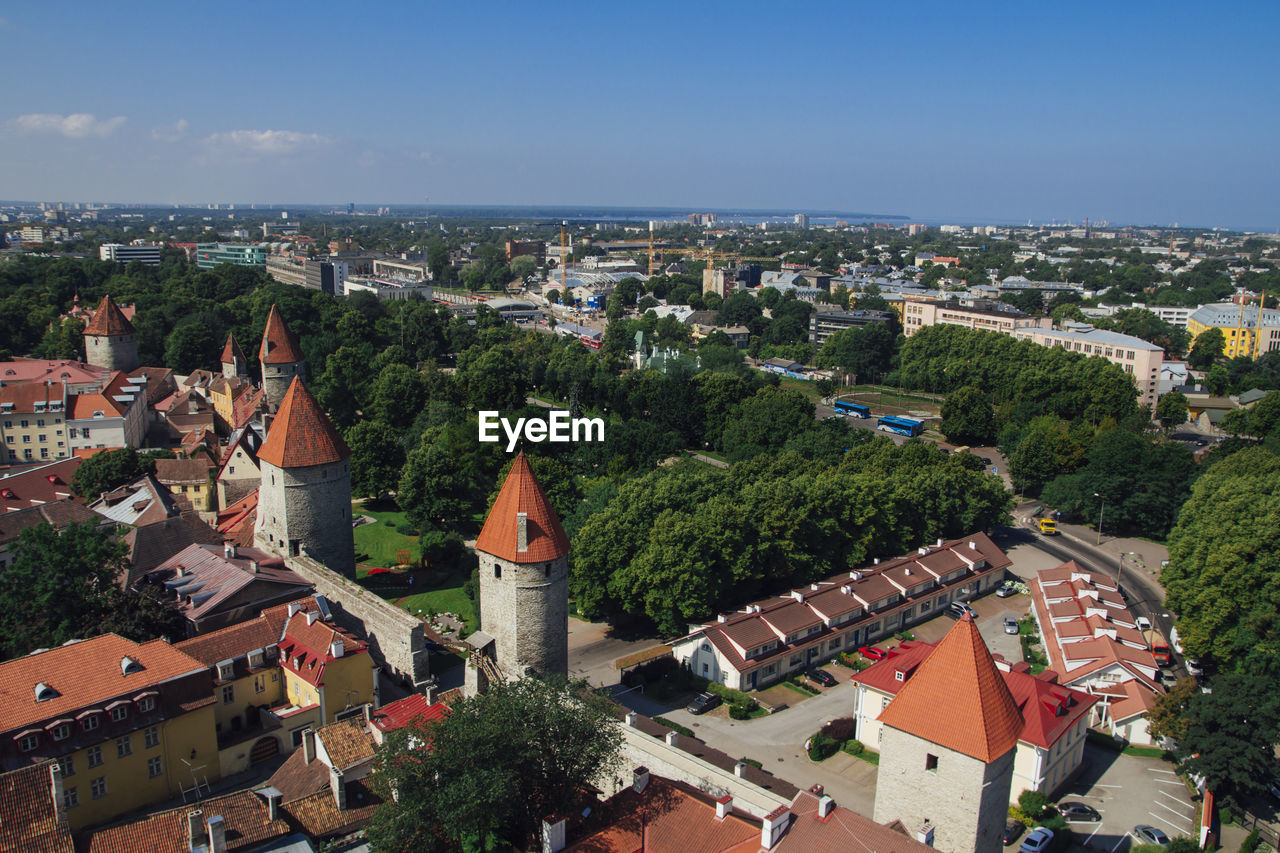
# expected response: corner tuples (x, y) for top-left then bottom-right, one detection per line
(1187, 302), (1280, 359)
(0, 382), (69, 464)
(0, 634), (219, 831)
(208, 374), (256, 432)
(175, 595), (375, 778)
(153, 457), (215, 512)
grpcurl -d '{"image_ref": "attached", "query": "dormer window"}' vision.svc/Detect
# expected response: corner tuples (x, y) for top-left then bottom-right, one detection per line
(120, 656), (144, 676)
(18, 733), (39, 752)
(217, 661), (235, 681)
(50, 723), (71, 741)
(109, 705), (127, 722)
(81, 715), (99, 732)
(34, 682), (57, 702)
(895, 670), (905, 682)
(247, 650), (265, 669)
(137, 696), (156, 713)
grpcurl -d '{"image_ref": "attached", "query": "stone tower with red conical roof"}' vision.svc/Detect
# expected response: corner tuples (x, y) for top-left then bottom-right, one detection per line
(83, 295), (138, 371)
(467, 452), (569, 693)
(254, 377), (355, 577)
(221, 332), (247, 379)
(872, 613), (1024, 853)
(259, 305), (306, 413)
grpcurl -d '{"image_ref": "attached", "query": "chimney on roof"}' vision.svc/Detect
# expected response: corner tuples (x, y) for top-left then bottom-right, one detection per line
(918, 547), (928, 555)
(624, 711), (638, 728)
(329, 766), (346, 810)
(49, 761), (66, 826)
(717, 614), (727, 623)
(761, 806), (790, 849)
(917, 819), (935, 846)
(791, 590), (804, 602)
(516, 512), (528, 553)
(873, 558), (880, 565)
(904, 567), (912, 576)
(969, 541), (976, 550)
(186, 810), (204, 851)
(306, 610), (320, 626)
(424, 683), (439, 704)
(665, 730), (678, 746)
(840, 585), (852, 595)
(250, 560), (259, 574)
(206, 815), (227, 853)
(223, 542), (236, 559)
(810, 583), (820, 591)
(632, 766), (649, 794)
(733, 761), (747, 778)
(301, 728), (315, 764)
(262, 788), (282, 821)
(542, 817), (567, 853)
(818, 795), (835, 818)
(716, 794), (733, 820)
(937, 538), (943, 547)
(330, 640), (344, 659)
(288, 601), (302, 617)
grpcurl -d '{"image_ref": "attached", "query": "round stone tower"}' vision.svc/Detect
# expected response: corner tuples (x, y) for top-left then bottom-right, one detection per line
(254, 377), (355, 577)
(259, 304), (306, 413)
(83, 295), (138, 372)
(472, 452), (570, 683)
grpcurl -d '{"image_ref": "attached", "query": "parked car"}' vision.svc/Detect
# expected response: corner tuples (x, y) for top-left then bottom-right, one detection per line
(997, 581), (1018, 598)
(1019, 827), (1054, 853)
(1003, 821), (1025, 846)
(686, 692), (721, 715)
(1133, 825), (1170, 846)
(808, 668), (837, 687)
(1136, 615), (1152, 631)
(947, 601), (978, 619)
(859, 646), (888, 661)
(1004, 617), (1020, 635)
(1185, 658), (1204, 678)
(1058, 802), (1101, 822)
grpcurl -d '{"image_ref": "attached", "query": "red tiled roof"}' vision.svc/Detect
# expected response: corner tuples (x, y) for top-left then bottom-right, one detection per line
(474, 451), (569, 563)
(175, 597), (311, 666)
(877, 615), (1024, 762)
(220, 332), (245, 365)
(278, 608), (367, 688)
(0, 501), (97, 547)
(256, 379), (348, 468)
(77, 788), (288, 853)
(0, 459), (83, 511)
(0, 381), (66, 415)
(777, 789), (934, 853)
(0, 635), (205, 735)
(316, 717), (375, 769)
(0, 761), (73, 853)
(82, 296), (135, 337)
(566, 776), (760, 853)
(259, 305), (304, 365)
(215, 489), (258, 541)
(153, 457), (213, 485)
(371, 694), (450, 732)
(150, 543), (310, 622)
(0, 359), (107, 387)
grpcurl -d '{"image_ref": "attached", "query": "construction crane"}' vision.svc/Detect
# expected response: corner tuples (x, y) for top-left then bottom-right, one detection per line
(560, 220), (568, 293)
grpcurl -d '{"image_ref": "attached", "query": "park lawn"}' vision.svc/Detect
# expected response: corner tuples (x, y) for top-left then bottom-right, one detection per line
(778, 376), (823, 401)
(398, 581), (476, 635)
(353, 501), (418, 570)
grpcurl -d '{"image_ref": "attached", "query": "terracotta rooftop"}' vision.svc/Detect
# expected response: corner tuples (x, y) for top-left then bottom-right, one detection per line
(278, 607), (367, 688)
(0, 501), (96, 547)
(777, 788), (935, 852)
(148, 543), (311, 624)
(370, 693), (451, 732)
(474, 451), (570, 563)
(121, 512), (222, 587)
(566, 776), (760, 853)
(0, 634), (205, 735)
(152, 457), (214, 485)
(0, 761), (73, 853)
(82, 296), (135, 337)
(316, 717), (375, 770)
(215, 489), (258, 547)
(0, 358), (107, 388)
(876, 614), (1024, 762)
(174, 597), (314, 666)
(259, 305), (304, 365)
(256, 378), (349, 469)
(0, 381), (66, 415)
(220, 332), (246, 365)
(76, 787), (287, 853)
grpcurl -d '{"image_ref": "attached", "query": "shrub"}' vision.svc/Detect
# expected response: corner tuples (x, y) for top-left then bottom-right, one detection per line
(842, 739), (865, 756)
(652, 717), (693, 737)
(729, 696), (757, 720)
(395, 523), (417, 536)
(1220, 806), (1236, 825)
(821, 717), (858, 743)
(739, 757), (762, 769)
(1017, 790), (1049, 821)
(807, 733), (839, 761)
(1240, 829), (1261, 853)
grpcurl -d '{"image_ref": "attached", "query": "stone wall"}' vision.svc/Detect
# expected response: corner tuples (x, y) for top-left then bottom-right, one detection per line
(873, 726), (1014, 853)
(261, 360), (304, 412)
(477, 550), (568, 679)
(85, 334), (138, 372)
(286, 555), (430, 688)
(256, 459), (355, 577)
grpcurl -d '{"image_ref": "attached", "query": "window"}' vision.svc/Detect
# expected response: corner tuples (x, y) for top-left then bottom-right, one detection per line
(82, 715), (99, 732)
(222, 685), (235, 704)
(90, 777), (107, 800)
(701, 643), (712, 652)
(51, 723), (70, 741)
(36, 418), (45, 427)
(291, 728), (307, 748)
(925, 753), (939, 771)
(82, 428), (90, 439)
(701, 662), (709, 675)
(58, 755), (74, 777)
(217, 662), (235, 681)
(110, 705), (127, 722)
(39, 448), (48, 458)
(19, 733), (38, 752)
(254, 675), (266, 694)
(116, 736), (131, 758)
(22, 435), (30, 443)
(19, 420), (28, 428)
(63, 788), (78, 809)
(38, 432), (47, 442)
(144, 726), (159, 748)
(87, 746), (103, 768)
(68, 428), (77, 438)
(147, 756), (163, 778)
(493, 565), (501, 579)
(138, 696), (155, 713)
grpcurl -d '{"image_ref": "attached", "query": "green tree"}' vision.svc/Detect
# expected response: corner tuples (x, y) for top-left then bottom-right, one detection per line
(164, 322), (219, 373)
(1174, 672), (1280, 809)
(369, 363), (429, 429)
(71, 447), (154, 498)
(1206, 363), (1230, 395)
(1156, 390), (1189, 431)
(345, 421), (407, 498)
(1145, 677), (1199, 744)
(366, 677), (622, 851)
(940, 386), (996, 445)
(1188, 327), (1225, 369)
(545, 288), (560, 304)
(0, 521), (185, 659)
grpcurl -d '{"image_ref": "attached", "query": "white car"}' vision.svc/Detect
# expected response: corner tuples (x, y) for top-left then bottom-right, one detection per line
(1019, 827), (1054, 853)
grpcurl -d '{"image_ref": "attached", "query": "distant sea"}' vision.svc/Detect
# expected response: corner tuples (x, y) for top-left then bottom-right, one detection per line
(399, 204), (909, 226)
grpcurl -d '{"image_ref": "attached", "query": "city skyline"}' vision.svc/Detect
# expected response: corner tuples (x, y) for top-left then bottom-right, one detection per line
(2, 1), (1277, 230)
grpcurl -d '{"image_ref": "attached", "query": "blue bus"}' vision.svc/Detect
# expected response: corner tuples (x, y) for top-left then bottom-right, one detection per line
(877, 415), (924, 437)
(833, 401), (871, 419)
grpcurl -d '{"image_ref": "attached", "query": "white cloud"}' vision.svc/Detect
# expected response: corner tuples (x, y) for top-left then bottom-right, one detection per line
(204, 129), (330, 155)
(151, 119), (189, 142)
(14, 113), (126, 138)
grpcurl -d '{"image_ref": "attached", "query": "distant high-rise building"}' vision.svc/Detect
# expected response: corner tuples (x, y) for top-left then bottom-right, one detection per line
(196, 243), (266, 269)
(794, 213), (810, 228)
(99, 243), (161, 265)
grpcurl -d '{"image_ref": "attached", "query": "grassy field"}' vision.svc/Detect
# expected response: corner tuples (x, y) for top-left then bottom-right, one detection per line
(778, 376), (824, 401)
(398, 574), (477, 634)
(352, 501), (418, 569)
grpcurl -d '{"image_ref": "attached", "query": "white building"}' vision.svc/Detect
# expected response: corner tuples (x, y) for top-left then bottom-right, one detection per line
(99, 243), (162, 265)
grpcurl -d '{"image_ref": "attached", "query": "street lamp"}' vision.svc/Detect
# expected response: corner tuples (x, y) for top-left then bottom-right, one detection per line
(1093, 493), (1106, 545)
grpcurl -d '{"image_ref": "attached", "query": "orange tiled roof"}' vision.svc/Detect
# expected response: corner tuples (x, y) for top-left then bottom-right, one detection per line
(82, 296), (135, 337)
(220, 332), (246, 365)
(316, 717), (376, 769)
(256, 379), (348, 468)
(566, 776), (760, 853)
(0, 635), (205, 735)
(474, 451), (569, 563)
(278, 609), (367, 688)
(0, 761), (73, 853)
(877, 614), (1024, 762)
(0, 381), (66, 414)
(77, 788), (288, 853)
(259, 305), (304, 365)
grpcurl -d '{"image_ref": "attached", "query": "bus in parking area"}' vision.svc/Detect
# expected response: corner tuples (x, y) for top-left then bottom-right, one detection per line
(876, 415), (924, 437)
(833, 401), (871, 418)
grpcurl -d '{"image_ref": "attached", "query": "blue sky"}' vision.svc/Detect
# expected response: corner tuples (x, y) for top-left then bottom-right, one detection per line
(1, 1), (1277, 229)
